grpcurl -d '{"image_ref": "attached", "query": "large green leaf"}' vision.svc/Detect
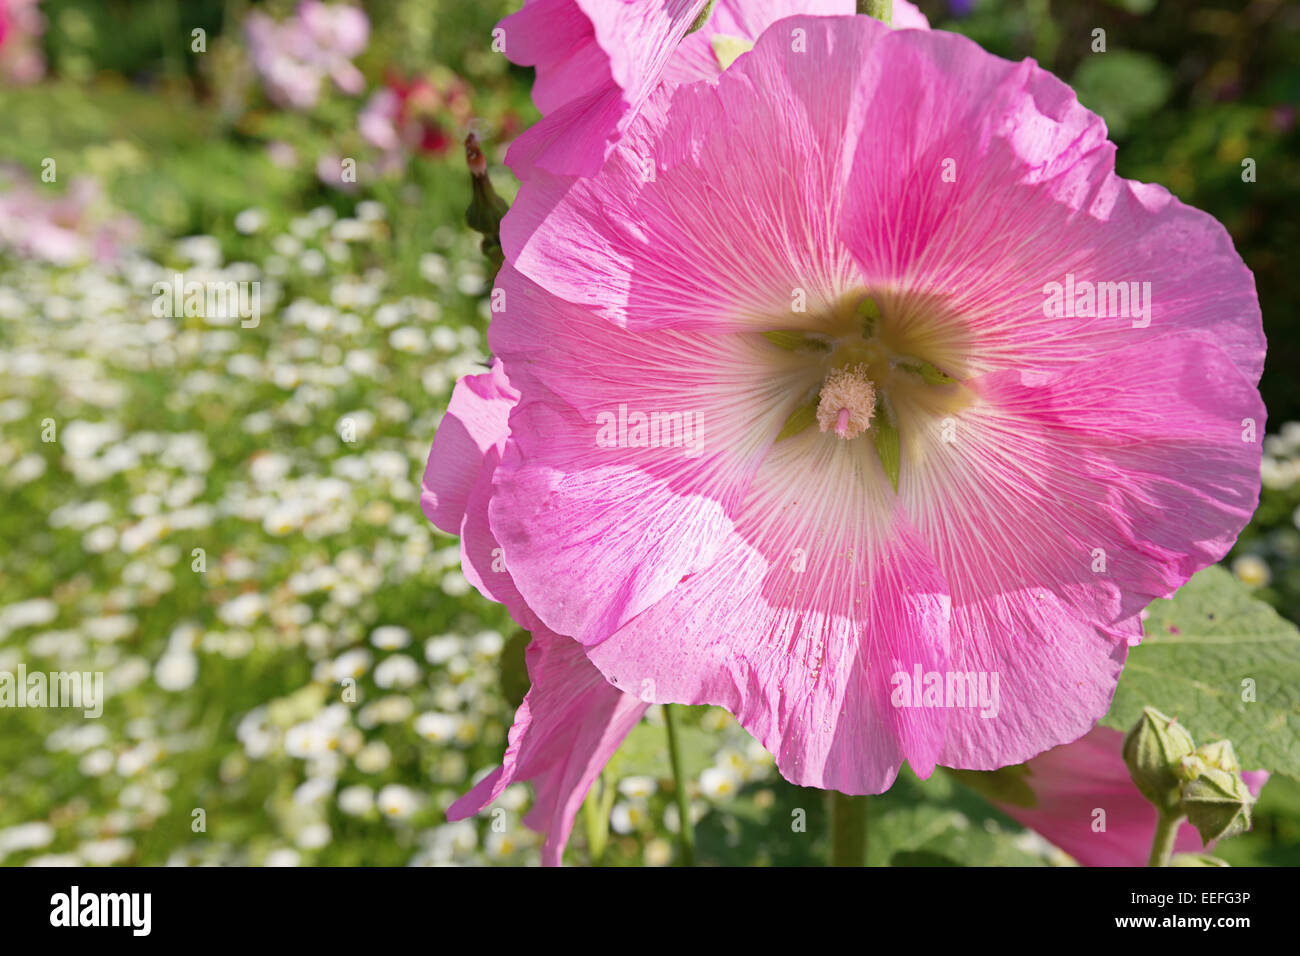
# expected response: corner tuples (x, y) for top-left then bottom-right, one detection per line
(1101, 566), (1300, 779)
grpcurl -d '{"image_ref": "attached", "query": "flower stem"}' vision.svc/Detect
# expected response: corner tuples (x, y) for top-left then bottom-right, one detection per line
(663, 704), (696, 866)
(829, 792), (869, 866)
(856, 0), (893, 25)
(1148, 812), (1182, 867)
(583, 773), (613, 865)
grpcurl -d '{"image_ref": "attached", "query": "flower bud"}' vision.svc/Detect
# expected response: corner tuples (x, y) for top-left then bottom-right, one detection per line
(464, 133), (509, 272)
(1195, 739), (1242, 775)
(1122, 707), (1196, 814)
(1181, 765), (1253, 846)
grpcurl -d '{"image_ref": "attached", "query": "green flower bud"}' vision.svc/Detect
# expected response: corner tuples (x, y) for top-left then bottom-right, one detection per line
(464, 133), (509, 273)
(1123, 707), (1196, 814)
(1177, 753), (1208, 781)
(1181, 765), (1253, 846)
(1196, 739), (1242, 775)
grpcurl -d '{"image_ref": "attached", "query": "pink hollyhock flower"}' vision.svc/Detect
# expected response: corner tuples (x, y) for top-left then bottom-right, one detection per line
(0, 172), (137, 264)
(245, 2), (368, 110)
(422, 362), (649, 866)
(0, 0), (45, 84)
(989, 727), (1268, 866)
(500, 0), (928, 177)
(479, 14), (1265, 797)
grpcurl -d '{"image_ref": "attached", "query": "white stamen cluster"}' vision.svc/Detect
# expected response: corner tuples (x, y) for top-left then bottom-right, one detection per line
(816, 364), (876, 440)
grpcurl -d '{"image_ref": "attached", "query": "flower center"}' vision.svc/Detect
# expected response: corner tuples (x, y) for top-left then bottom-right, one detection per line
(763, 290), (972, 490)
(816, 364), (876, 440)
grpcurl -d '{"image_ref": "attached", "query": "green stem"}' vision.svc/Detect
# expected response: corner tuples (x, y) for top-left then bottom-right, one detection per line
(1148, 812), (1182, 867)
(663, 704), (695, 866)
(583, 774), (612, 865)
(829, 791), (869, 866)
(856, 0), (893, 25)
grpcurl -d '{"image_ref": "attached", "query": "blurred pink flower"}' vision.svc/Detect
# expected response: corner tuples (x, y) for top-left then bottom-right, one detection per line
(500, 0), (928, 177)
(990, 726), (1269, 866)
(0, 0), (46, 84)
(245, 1), (368, 110)
(359, 73), (470, 167)
(315, 154), (358, 192)
(266, 140), (300, 169)
(0, 171), (137, 264)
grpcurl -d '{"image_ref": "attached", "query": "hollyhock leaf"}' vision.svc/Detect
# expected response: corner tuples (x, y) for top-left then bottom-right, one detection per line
(1101, 566), (1300, 780)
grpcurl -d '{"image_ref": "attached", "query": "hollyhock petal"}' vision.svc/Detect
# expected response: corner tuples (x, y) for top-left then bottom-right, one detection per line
(992, 727), (1269, 866)
(583, 444), (952, 790)
(488, 264), (790, 643)
(504, 46), (871, 332)
(924, 337), (1263, 768)
(501, 0), (929, 177)
(503, 0), (711, 177)
(498, 0), (612, 115)
(420, 361), (536, 629)
(488, 271), (953, 787)
(664, 0), (928, 88)
(459, 443), (544, 631)
(448, 626), (649, 866)
(836, 26), (1263, 384)
(420, 361), (518, 536)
